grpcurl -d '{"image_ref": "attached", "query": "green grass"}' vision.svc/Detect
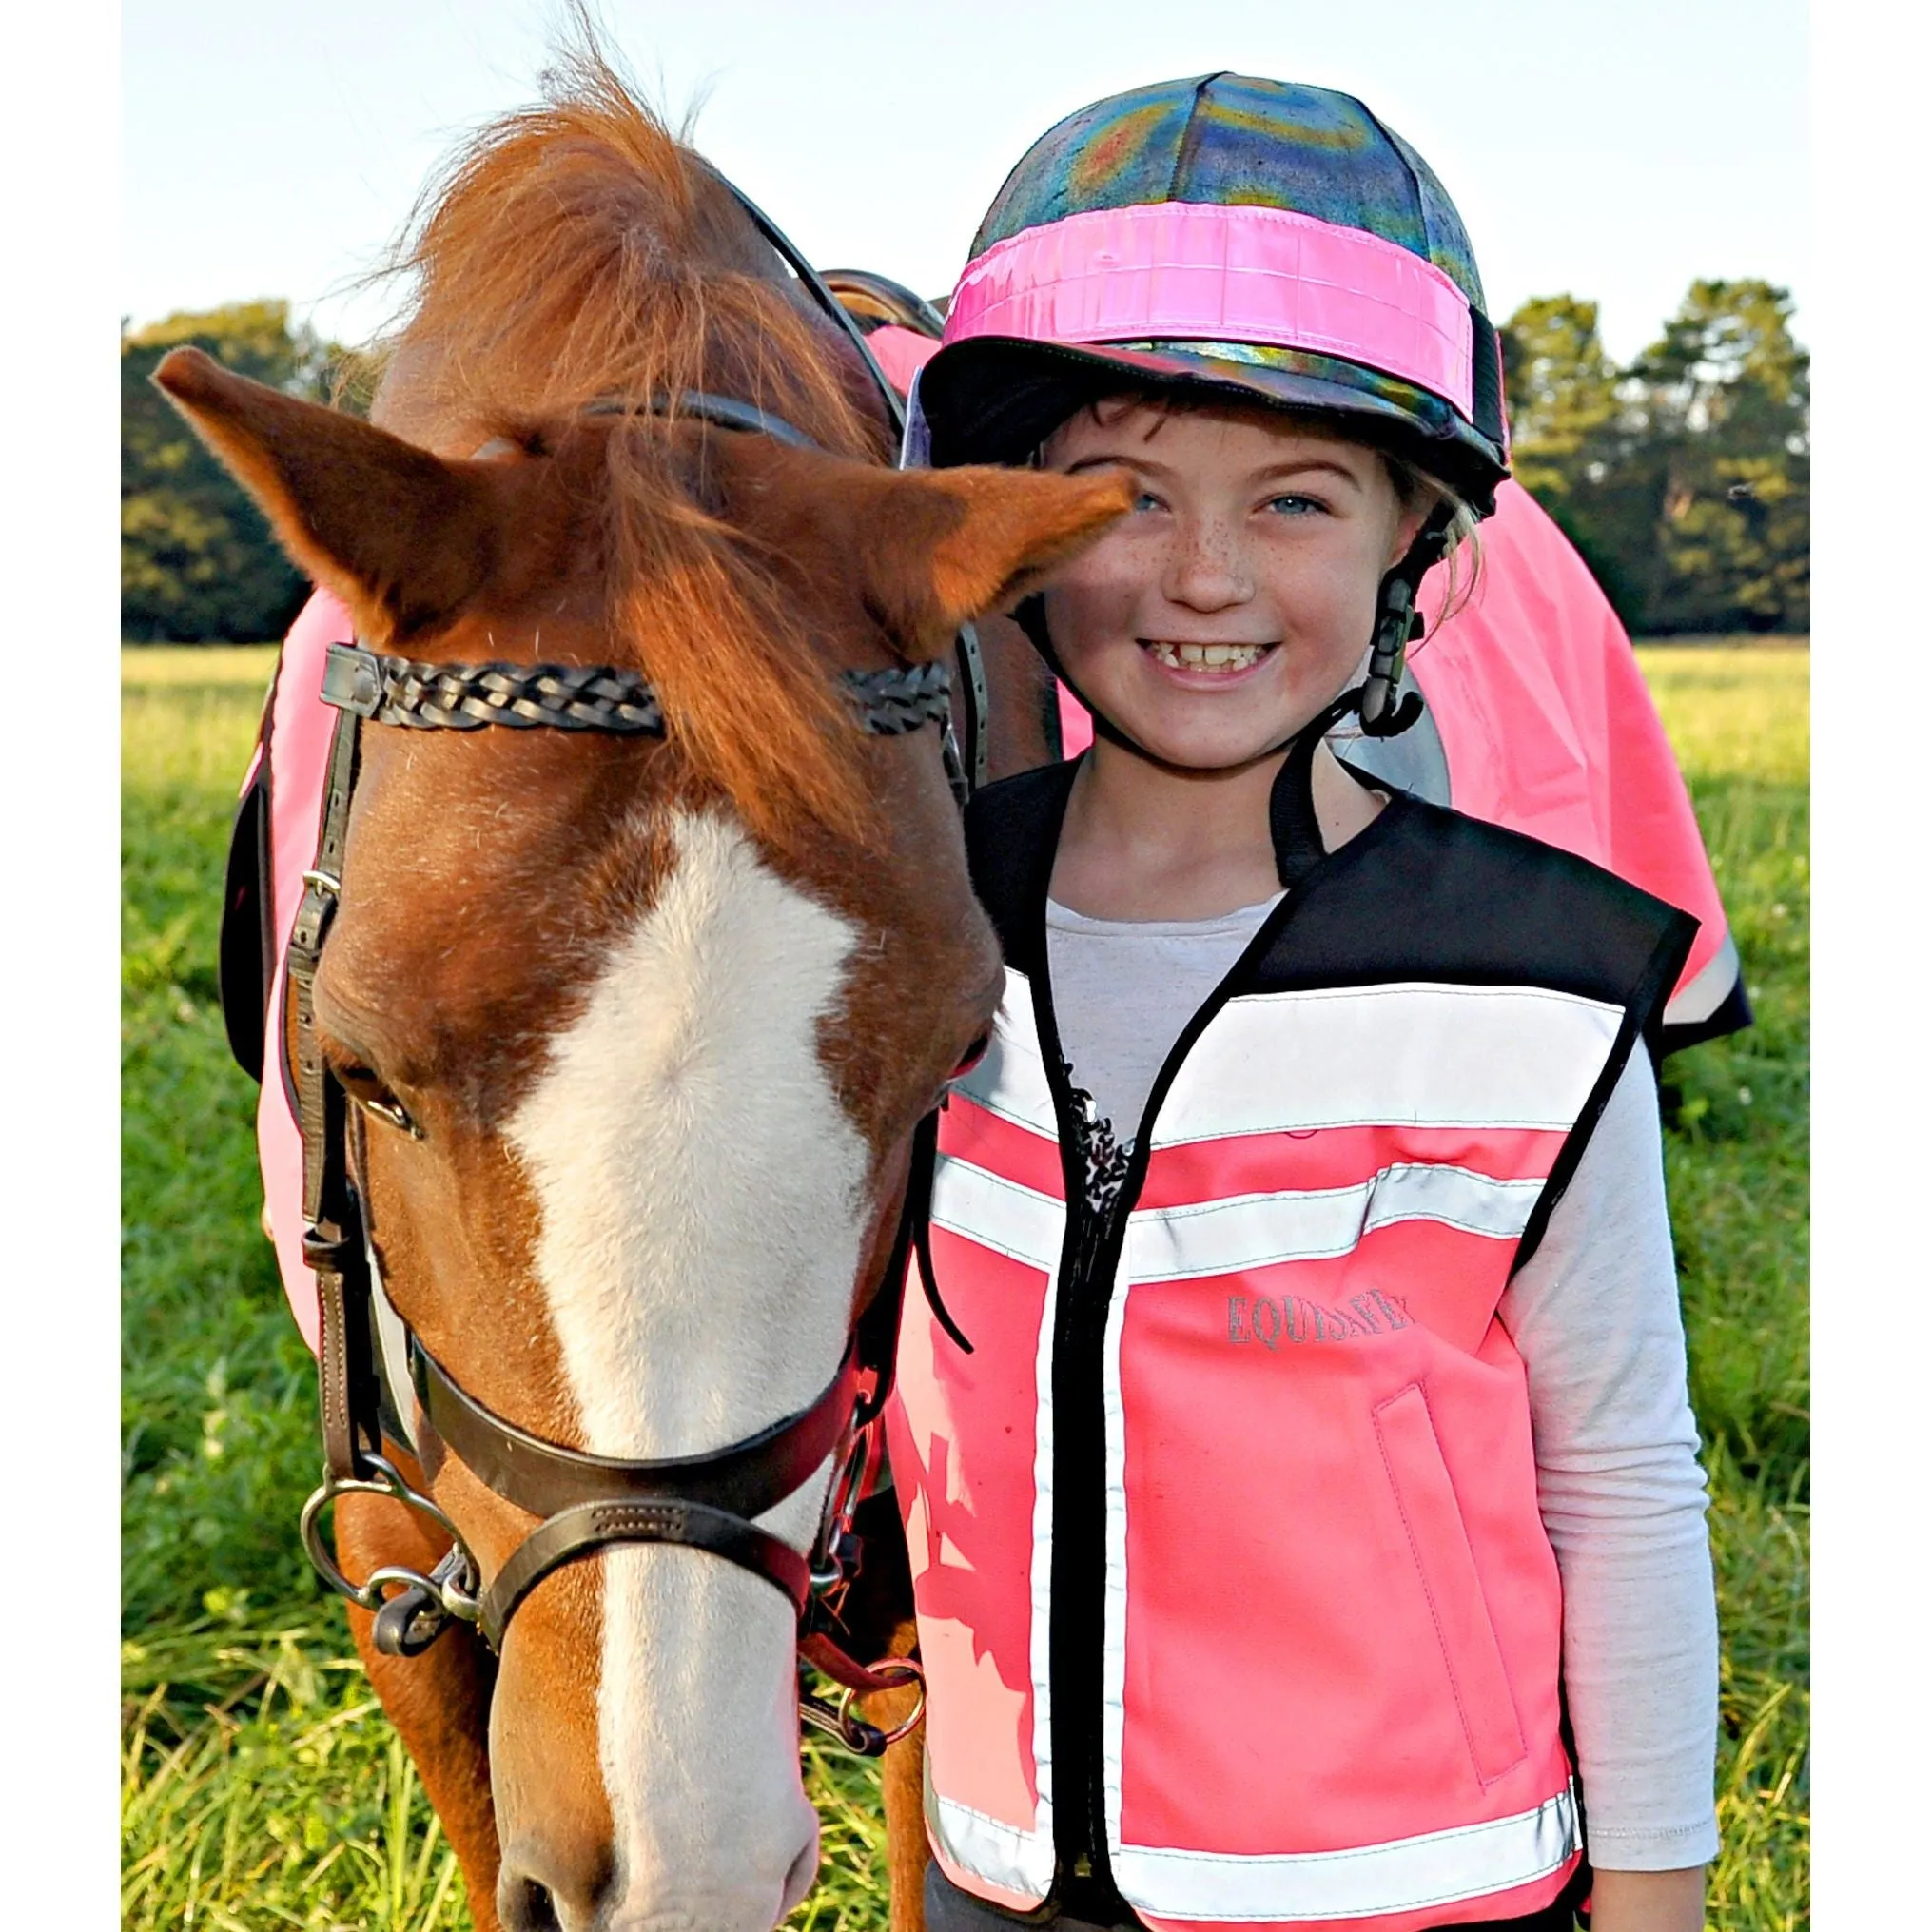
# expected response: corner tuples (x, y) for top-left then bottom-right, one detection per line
(1636, 645), (1808, 1931)
(123, 643), (1807, 1928)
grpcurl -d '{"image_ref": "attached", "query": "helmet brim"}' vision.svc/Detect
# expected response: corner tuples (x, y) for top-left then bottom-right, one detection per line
(917, 335), (1506, 514)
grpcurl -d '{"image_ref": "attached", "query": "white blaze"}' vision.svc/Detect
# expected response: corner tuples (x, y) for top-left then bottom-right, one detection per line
(506, 808), (869, 1927)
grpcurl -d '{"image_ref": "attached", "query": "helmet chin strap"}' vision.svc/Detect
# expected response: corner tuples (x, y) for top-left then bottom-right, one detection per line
(1014, 496), (1455, 766)
(1359, 500), (1458, 737)
(1011, 593), (1152, 758)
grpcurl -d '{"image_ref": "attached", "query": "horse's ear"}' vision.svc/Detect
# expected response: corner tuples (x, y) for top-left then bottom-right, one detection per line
(856, 464), (1135, 658)
(151, 347), (499, 645)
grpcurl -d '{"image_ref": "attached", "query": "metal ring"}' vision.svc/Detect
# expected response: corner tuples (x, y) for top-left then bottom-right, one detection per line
(300, 1480), (385, 1610)
(360, 1453), (463, 1540)
(432, 1549), (483, 1623)
(365, 1559), (483, 1625)
(298, 1456), (478, 1616)
(837, 1657), (925, 1750)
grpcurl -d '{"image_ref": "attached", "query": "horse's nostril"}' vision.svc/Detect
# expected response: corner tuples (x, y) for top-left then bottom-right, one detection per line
(500, 1872), (562, 1932)
(780, 1832), (821, 1918)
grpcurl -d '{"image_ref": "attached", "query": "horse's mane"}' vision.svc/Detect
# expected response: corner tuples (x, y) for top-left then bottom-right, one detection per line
(379, 34), (893, 842)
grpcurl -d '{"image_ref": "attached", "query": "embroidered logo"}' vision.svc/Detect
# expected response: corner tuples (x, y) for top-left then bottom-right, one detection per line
(1226, 1290), (1413, 1348)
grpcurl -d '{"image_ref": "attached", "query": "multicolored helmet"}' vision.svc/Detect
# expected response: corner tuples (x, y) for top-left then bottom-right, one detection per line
(912, 73), (1510, 514)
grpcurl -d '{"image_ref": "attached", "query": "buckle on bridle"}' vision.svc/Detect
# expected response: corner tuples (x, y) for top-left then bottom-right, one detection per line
(808, 1413), (875, 1599)
(302, 1222), (358, 1275)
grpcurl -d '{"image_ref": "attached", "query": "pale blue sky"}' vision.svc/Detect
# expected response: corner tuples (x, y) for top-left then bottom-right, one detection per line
(124, 0), (1806, 364)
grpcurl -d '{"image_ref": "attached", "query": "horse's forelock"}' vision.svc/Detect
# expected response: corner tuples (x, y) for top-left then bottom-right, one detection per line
(375, 29), (893, 847)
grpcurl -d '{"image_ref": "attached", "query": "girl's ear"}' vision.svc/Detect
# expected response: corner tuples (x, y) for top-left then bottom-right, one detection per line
(151, 346), (505, 646)
(1388, 495), (1437, 569)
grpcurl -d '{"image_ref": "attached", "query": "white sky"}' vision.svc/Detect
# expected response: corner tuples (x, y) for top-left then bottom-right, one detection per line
(124, 0), (1807, 366)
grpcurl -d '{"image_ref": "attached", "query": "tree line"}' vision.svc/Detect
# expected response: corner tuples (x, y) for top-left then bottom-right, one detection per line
(121, 302), (358, 644)
(123, 281), (1808, 642)
(1499, 279), (1807, 634)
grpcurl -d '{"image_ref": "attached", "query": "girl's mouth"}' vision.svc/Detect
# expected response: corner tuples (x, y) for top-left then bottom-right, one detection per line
(1142, 639), (1277, 674)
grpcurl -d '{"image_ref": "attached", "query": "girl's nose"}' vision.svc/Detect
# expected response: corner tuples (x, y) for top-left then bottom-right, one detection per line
(1162, 513), (1253, 611)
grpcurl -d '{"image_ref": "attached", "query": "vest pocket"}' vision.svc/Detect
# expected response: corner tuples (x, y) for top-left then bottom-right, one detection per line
(1371, 1383), (1529, 1786)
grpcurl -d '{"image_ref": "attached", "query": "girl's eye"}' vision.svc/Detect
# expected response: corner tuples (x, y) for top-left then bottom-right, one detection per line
(1132, 489), (1166, 513)
(1265, 494), (1324, 517)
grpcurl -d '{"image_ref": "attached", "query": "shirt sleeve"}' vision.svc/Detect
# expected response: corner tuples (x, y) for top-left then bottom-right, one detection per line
(1496, 1051), (1721, 1871)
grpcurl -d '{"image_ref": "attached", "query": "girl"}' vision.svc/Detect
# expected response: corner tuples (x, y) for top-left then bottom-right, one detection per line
(883, 75), (1717, 1932)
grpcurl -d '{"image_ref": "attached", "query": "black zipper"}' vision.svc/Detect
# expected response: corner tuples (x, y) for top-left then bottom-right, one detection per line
(1041, 1082), (1130, 1918)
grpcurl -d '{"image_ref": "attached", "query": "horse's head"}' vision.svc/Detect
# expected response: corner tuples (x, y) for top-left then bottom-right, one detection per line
(153, 183), (1125, 1932)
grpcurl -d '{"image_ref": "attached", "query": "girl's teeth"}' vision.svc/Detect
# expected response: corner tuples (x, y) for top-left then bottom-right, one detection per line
(1149, 641), (1267, 672)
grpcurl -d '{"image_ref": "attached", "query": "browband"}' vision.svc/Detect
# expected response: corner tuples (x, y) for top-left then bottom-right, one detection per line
(320, 642), (955, 739)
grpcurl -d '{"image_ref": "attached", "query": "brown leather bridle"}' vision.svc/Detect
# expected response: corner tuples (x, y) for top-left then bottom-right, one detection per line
(288, 177), (990, 1751)
(288, 395), (964, 1756)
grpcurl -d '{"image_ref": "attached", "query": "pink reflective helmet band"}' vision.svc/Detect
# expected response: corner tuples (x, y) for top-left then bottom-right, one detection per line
(943, 201), (1476, 422)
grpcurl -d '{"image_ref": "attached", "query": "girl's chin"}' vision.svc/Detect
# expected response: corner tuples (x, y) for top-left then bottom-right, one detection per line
(1109, 716), (1306, 771)
(1099, 677), (1343, 768)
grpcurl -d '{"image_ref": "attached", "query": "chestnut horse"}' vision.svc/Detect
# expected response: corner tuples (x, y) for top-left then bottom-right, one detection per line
(155, 49), (1127, 1932)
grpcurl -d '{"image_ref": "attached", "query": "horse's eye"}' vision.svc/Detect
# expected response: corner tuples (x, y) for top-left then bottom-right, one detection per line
(335, 1063), (423, 1140)
(363, 1094), (422, 1138)
(952, 1030), (992, 1079)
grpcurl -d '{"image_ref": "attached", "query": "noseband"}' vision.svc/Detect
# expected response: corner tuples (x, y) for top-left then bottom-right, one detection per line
(291, 391), (953, 1756)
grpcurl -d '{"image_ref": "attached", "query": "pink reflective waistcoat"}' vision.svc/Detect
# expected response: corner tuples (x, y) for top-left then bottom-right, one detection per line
(883, 763), (1693, 1932)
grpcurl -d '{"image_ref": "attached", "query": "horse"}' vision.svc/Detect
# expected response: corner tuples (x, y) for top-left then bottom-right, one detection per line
(155, 44), (1129, 1932)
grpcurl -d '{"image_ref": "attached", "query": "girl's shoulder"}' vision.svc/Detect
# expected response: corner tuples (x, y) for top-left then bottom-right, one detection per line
(1268, 787), (1701, 1023)
(966, 762), (1699, 1031)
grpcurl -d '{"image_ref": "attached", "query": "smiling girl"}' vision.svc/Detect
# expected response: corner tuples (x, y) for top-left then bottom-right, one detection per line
(884, 76), (1718, 1932)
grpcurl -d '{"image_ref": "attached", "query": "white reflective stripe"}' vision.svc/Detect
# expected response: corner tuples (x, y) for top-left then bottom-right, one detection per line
(1026, 1201), (1062, 1855)
(928, 1790), (1056, 1902)
(1113, 1786), (1579, 1922)
(1126, 1164), (1546, 1281)
(1101, 1263), (1131, 1856)
(932, 1156), (1065, 1274)
(1153, 984), (1621, 1146)
(1664, 930), (1741, 1025)
(951, 966), (1059, 1138)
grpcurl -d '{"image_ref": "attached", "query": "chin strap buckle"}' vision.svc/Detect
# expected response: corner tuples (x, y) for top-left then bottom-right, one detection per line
(1359, 507), (1457, 738)
(1358, 590), (1426, 738)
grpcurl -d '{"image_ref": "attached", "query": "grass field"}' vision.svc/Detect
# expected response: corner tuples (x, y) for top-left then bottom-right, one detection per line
(122, 643), (1808, 1931)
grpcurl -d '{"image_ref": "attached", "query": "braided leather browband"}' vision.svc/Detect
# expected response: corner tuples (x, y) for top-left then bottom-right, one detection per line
(321, 643), (953, 738)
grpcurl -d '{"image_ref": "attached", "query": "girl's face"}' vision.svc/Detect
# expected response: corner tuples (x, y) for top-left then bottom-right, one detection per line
(1040, 401), (1428, 770)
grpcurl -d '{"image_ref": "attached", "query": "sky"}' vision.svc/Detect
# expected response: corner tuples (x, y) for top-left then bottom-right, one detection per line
(123, 0), (1807, 366)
